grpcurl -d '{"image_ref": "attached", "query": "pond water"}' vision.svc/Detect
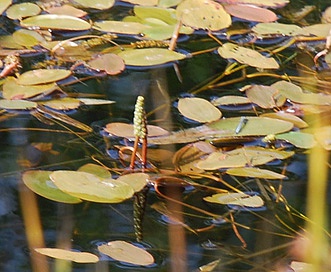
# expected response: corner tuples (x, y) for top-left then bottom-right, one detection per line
(0, 0), (331, 271)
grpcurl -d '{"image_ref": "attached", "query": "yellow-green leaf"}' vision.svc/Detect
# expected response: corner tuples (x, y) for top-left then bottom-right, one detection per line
(252, 22), (307, 36)
(218, 43), (279, 69)
(260, 112), (308, 128)
(22, 170), (82, 204)
(178, 97), (222, 123)
(6, 3), (40, 20)
(21, 14), (91, 31)
(73, 0), (115, 10)
(12, 29), (45, 48)
(0, 0), (11, 15)
(275, 131), (316, 149)
(35, 248), (99, 263)
(212, 95), (251, 106)
(78, 163), (112, 179)
(0, 99), (37, 110)
(93, 21), (149, 35)
(226, 167), (286, 179)
(17, 69), (71, 85)
(98, 241), (154, 266)
(117, 173), (149, 192)
(204, 192), (264, 207)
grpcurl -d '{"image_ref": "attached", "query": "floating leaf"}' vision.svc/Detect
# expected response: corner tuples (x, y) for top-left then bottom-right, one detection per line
(98, 241), (154, 266)
(196, 146), (294, 170)
(178, 97), (222, 123)
(275, 131), (316, 149)
(3, 77), (58, 100)
(17, 69), (71, 85)
(0, 0), (11, 15)
(45, 5), (87, 18)
(0, 99), (37, 110)
(204, 192), (264, 208)
(226, 167), (286, 179)
(78, 163), (112, 179)
(50, 171), (134, 203)
(0, 35), (23, 49)
(117, 173), (149, 192)
(221, 0), (289, 8)
(120, 0), (158, 6)
(198, 259), (221, 272)
(118, 48), (186, 66)
(21, 14), (91, 31)
(88, 53), (125, 75)
(176, 0), (231, 31)
(158, 0), (182, 8)
(260, 112), (308, 128)
(105, 122), (169, 138)
(245, 85), (286, 108)
(73, 0), (115, 10)
(218, 43), (279, 69)
(212, 95), (251, 106)
(22, 170), (82, 204)
(224, 4), (277, 22)
(12, 29), (45, 48)
(41, 97), (82, 110)
(78, 98), (115, 106)
(303, 24), (331, 37)
(6, 2), (41, 20)
(252, 22), (307, 36)
(272, 80), (331, 105)
(133, 6), (178, 25)
(93, 21), (149, 35)
(35, 248), (99, 263)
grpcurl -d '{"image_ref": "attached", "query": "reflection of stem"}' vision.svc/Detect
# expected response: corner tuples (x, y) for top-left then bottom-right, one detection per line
(19, 182), (49, 272)
(230, 212), (247, 248)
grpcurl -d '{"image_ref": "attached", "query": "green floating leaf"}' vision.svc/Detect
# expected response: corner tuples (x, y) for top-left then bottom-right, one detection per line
(275, 131), (316, 149)
(17, 69), (71, 85)
(176, 0), (231, 31)
(35, 248), (99, 263)
(204, 192), (264, 208)
(212, 95), (251, 106)
(196, 146), (293, 170)
(22, 170), (82, 204)
(0, 99), (37, 110)
(78, 163), (112, 179)
(73, 0), (115, 10)
(117, 173), (149, 192)
(78, 98), (115, 106)
(98, 241), (154, 266)
(260, 112), (308, 128)
(0, 0), (12, 15)
(303, 24), (331, 37)
(133, 6), (178, 25)
(118, 48), (186, 66)
(50, 171), (134, 203)
(45, 4), (87, 18)
(0, 35), (23, 49)
(208, 116), (293, 136)
(252, 22), (307, 36)
(88, 53), (125, 75)
(12, 29), (45, 48)
(21, 14), (91, 31)
(229, 0), (289, 8)
(6, 2), (41, 20)
(272, 80), (331, 105)
(245, 85), (286, 108)
(178, 97), (222, 123)
(120, 0), (158, 6)
(93, 21), (149, 35)
(226, 167), (286, 179)
(3, 76), (58, 100)
(218, 43), (279, 69)
(158, 0), (182, 8)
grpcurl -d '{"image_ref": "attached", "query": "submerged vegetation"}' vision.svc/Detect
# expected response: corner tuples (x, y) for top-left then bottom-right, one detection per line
(0, 0), (331, 271)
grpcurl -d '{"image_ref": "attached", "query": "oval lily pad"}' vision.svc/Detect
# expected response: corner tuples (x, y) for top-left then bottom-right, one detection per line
(176, 0), (231, 31)
(17, 69), (71, 85)
(204, 192), (264, 208)
(12, 29), (45, 48)
(212, 95), (251, 106)
(226, 167), (286, 179)
(0, 99), (37, 110)
(275, 131), (316, 149)
(218, 43), (279, 69)
(231, 0), (289, 8)
(117, 173), (149, 192)
(93, 21), (149, 35)
(178, 97), (222, 123)
(6, 3), (41, 20)
(3, 76), (58, 100)
(41, 98), (81, 111)
(98, 241), (154, 266)
(78, 163), (112, 179)
(224, 4), (277, 23)
(50, 171), (134, 203)
(22, 170), (82, 204)
(35, 248), (99, 263)
(252, 22), (307, 36)
(118, 48), (186, 66)
(21, 14), (91, 31)
(73, 0), (115, 10)
(0, 0), (12, 15)
(245, 85), (286, 108)
(45, 4), (87, 18)
(260, 112), (308, 128)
